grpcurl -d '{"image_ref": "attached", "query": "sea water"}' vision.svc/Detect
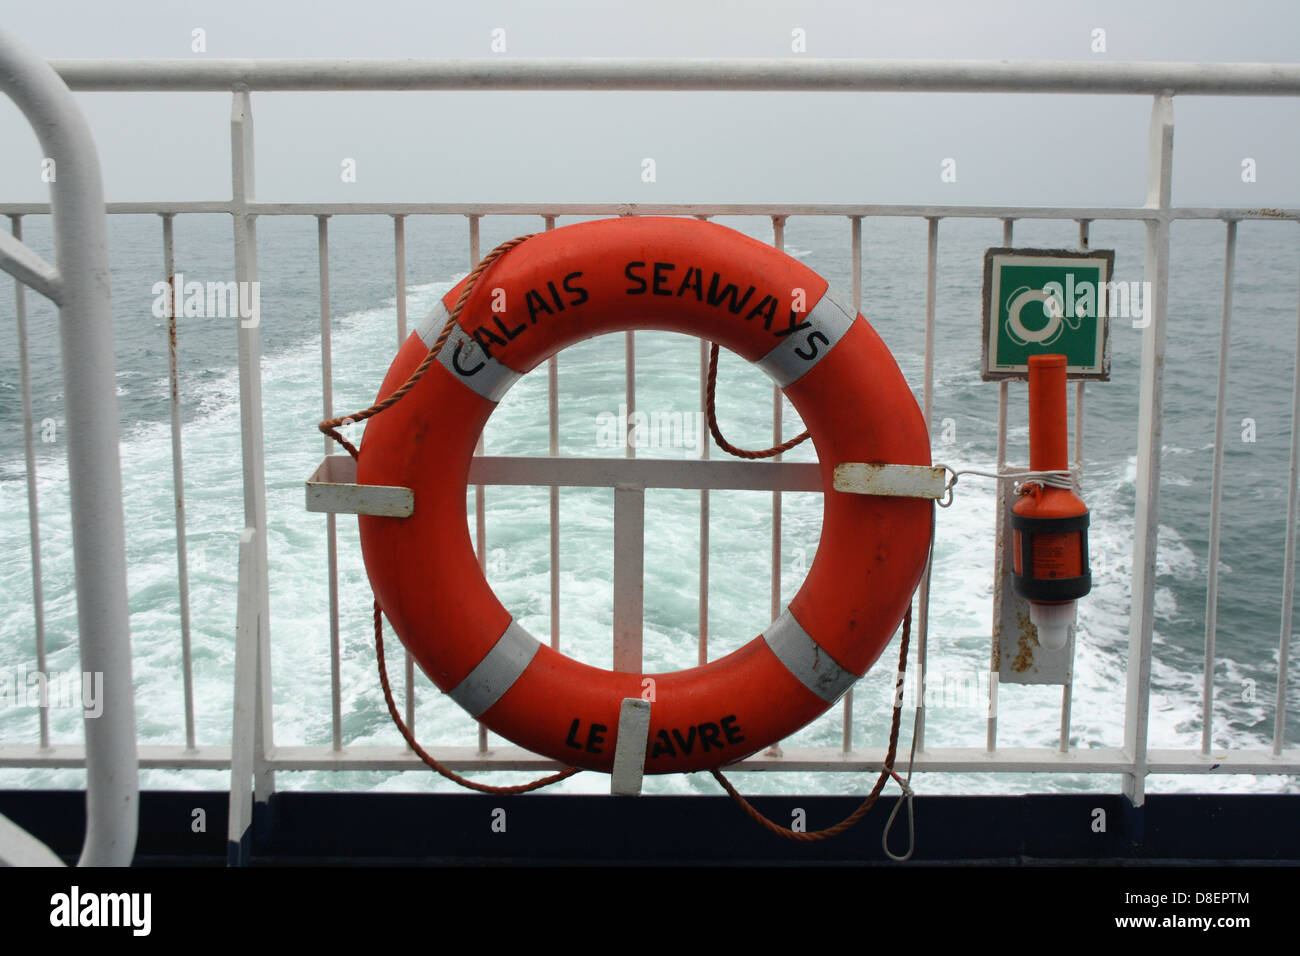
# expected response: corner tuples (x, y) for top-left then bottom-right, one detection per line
(0, 212), (1296, 796)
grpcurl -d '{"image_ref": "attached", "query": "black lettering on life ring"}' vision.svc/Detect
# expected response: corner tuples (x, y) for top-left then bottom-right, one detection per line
(648, 715), (745, 759)
(793, 330), (830, 361)
(564, 718), (607, 754)
(451, 341), (486, 377)
(774, 310), (813, 338)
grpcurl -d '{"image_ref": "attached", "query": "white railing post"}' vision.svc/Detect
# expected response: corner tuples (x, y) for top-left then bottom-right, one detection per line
(1124, 93), (1174, 806)
(10, 214), (50, 750)
(228, 527), (261, 864)
(1203, 220), (1237, 754)
(162, 213), (197, 751)
(1277, 236), (1300, 755)
(0, 29), (138, 866)
(230, 90), (276, 804)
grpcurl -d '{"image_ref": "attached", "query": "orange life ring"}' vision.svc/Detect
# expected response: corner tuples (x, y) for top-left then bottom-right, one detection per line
(357, 216), (933, 774)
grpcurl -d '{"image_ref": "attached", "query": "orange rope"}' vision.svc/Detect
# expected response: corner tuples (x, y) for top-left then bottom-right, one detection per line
(320, 234), (581, 794)
(710, 605), (912, 841)
(705, 343), (811, 458)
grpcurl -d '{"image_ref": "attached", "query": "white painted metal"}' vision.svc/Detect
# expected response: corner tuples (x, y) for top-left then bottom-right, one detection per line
(227, 528), (260, 865)
(393, 215), (407, 342)
(161, 214), (196, 751)
(469, 215), (488, 757)
(5, 199), (1297, 223)
(0, 29), (137, 867)
(47, 57), (1300, 95)
(0, 227), (61, 302)
(989, 218), (1014, 752)
(10, 216), (49, 750)
(545, 216), (561, 651)
(698, 337), (710, 667)
(612, 484), (645, 672)
(832, 463), (947, 499)
(1278, 239), (1300, 755)
(1063, 220), (1089, 753)
(318, 215), (343, 751)
(305, 454), (415, 517)
(1124, 94), (1175, 806)
(844, 217), (863, 752)
(467, 455), (820, 491)
(230, 91), (276, 805)
(3, 741), (1297, 775)
(0, 812), (64, 866)
(611, 698), (651, 796)
(770, 216), (786, 627)
(914, 217), (939, 751)
(1203, 221), (1236, 755)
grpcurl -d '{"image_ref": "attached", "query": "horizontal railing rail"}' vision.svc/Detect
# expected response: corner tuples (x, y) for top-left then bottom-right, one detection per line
(42, 57), (1300, 95)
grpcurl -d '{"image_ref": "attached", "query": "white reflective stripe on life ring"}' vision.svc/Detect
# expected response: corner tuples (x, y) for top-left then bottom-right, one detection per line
(761, 607), (858, 704)
(417, 300), (521, 403)
(447, 619), (540, 718)
(754, 291), (856, 389)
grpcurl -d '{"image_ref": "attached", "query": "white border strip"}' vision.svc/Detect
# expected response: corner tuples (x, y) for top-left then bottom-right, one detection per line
(761, 607), (858, 704)
(447, 620), (540, 718)
(417, 300), (520, 403)
(755, 290), (857, 388)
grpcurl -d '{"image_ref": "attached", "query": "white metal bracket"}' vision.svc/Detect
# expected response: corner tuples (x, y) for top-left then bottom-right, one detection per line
(610, 698), (651, 796)
(832, 462), (948, 499)
(305, 454), (414, 518)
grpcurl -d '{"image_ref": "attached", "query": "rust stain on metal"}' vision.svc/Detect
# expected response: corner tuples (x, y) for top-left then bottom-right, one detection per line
(1246, 207), (1287, 218)
(1010, 607), (1037, 674)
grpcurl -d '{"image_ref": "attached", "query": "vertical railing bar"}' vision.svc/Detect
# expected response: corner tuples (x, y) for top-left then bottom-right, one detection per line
(844, 214), (862, 751)
(230, 90), (275, 804)
(613, 484), (646, 673)
(545, 215), (559, 651)
(696, 214), (711, 667)
(766, 214), (786, 759)
(10, 214), (48, 750)
(393, 214), (414, 736)
(1275, 227), (1300, 755)
(624, 331), (636, 458)
(770, 214), (786, 626)
(1201, 220), (1236, 754)
(318, 214), (343, 751)
(468, 214), (489, 755)
(699, 337), (710, 666)
(161, 213), (196, 750)
(393, 214), (407, 342)
(989, 217), (1014, 753)
(1124, 94), (1175, 805)
(850, 215), (862, 313)
(1060, 218), (1093, 754)
(914, 216), (939, 752)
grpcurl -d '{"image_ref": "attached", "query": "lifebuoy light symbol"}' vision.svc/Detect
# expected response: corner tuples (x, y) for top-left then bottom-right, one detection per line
(1005, 286), (1066, 346)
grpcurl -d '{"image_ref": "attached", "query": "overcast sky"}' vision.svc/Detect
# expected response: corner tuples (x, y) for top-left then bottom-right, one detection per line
(0, 0), (1298, 205)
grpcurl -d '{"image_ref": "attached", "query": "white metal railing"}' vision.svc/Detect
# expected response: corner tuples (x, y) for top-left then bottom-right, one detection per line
(2, 56), (1299, 854)
(0, 30), (137, 866)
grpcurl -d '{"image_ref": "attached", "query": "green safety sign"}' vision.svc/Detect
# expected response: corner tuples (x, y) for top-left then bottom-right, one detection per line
(981, 247), (1113, 381)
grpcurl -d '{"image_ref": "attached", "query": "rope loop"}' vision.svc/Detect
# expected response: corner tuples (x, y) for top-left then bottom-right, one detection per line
(705, 343), (811, 458)
(709, 605), (915, 843)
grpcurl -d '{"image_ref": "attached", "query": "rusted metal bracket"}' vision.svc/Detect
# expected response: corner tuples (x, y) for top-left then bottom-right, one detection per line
(831, 462), (948, 499)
